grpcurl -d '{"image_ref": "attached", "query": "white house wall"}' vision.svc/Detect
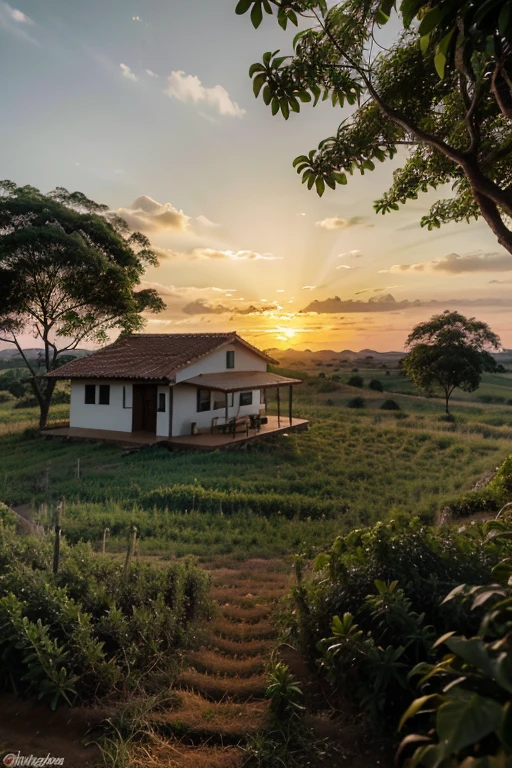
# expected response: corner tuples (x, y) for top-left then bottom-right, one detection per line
(172, 385), (261, 437)
(156, 385), (170, 437)
(175, 342), (266, 383)
(70, 381), (133, 432)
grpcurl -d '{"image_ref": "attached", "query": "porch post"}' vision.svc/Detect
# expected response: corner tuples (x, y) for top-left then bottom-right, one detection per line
(277, 386), (281, 428)
(225, 392), (229, 432)
(289, 384), (292, 427)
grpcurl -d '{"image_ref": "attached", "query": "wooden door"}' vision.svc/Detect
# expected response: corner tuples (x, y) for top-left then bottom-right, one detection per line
(132, 384), (157, 433)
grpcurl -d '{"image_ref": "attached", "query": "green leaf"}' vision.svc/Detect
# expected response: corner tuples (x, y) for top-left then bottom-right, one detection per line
(399, 694), (445, 731)
(249, 63), (265, 77)
(436, 694), (503, 756)
(262, 85), (272, 105)
(401, 0), (425, 27)
(334, 172), (348, 185)
(271, 98), (280, 116)
(253, 73), (267, 98)
(251, 2), (263, 28)
(444, 636), (494, 677)
(418, 6), (443, 37)
(420, 31), (431, 55)
(235, 0), (253, 15)
(298, 91), (312, 103)
(293, 155), (309, 168)
(315, 178), (326, 197)
(499, 4), (512, 36)
(280, 100), (290, 120)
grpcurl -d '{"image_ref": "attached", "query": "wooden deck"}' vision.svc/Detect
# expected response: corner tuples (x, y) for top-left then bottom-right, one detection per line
(41, 416), (309, 451)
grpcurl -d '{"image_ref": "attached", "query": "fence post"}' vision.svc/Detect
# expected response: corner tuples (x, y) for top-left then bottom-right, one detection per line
(52, 500), (64, 574)
(102, 526), (110, 554)
(123, 524), (137, 575)
(76, 458), (81, 481)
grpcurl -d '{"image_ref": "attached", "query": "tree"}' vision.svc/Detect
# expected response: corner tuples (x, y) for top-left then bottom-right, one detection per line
(235, 0), (512, 254)
(400, 311), (500, 414)
(0, 181), (165, 428)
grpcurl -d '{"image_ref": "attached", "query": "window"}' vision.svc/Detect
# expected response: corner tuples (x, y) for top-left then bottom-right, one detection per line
(213, 392), (234, 410)
(99, 385), (110, 405)
(226, 350), (235, 369)
(84, 385), (96, 405)
(157, 392), (166, 412)
(197, 388), (211, 412)
(239, 391), (253, 407)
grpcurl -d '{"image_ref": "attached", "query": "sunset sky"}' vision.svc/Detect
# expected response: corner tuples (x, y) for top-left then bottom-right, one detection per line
(2, 0), (512, 352)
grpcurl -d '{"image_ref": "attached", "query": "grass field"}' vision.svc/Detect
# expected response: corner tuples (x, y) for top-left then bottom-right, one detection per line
(1, 369), (512, 560)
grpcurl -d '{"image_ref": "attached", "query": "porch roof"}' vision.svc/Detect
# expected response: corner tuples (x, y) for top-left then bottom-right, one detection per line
(180, 371), (302, 392)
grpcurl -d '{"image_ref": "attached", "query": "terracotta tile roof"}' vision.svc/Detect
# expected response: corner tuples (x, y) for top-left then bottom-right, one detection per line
(182, 371), (302, 391)
(44, 333), (277, 382)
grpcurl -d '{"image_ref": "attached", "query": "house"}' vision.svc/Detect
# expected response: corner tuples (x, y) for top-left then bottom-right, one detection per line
(44, 333), (307, 447)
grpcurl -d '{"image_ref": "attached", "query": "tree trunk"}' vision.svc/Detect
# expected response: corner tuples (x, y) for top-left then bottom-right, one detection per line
(35, 378), (56, 430)
(471, 190), (512, 256)
(444, 391), (450, 415)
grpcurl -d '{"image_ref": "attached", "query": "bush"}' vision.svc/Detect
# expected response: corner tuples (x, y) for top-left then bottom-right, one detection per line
(0, 527), (211, 708)
(347, 397), (365, 409)
(288, 516), (512, 733)
(380, 399), (400, 411)
(0, 391), (15, 404)
(399, 536), (512, 766)
(348, 375), (364, 388)
(446, 453), (512, 518)
(369, 379), (384, 392)
(14, 395), (39, 409)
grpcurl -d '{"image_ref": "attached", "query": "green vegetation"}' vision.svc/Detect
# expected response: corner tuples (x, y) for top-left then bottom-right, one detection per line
(401, 312), (501, 415)
(0, 515), (209, 709)
(236, 0), (512, 255)
(287, 513), (512, 762)
(0, 181), (164, 427)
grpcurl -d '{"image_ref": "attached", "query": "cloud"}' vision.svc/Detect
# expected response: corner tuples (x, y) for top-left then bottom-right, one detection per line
(302, 285), (317, 290)
(188, 248), (282, 261)
(145, 68), (158, 78)
(297, 213), (307, 217)
(381, 251), (512, 275)
(116, 195), (191, 232)
(183, 299), (282, 316)
(489, 279), (512, 284)
(164, 70), (245, 118)
(0, 1), (36, 42)
(336, 265), (354, 270)
(300, 294), (421, 314)
(120, 63), (137, 81)
(338, 250), (363, 259)
(315, 216), (365, 230)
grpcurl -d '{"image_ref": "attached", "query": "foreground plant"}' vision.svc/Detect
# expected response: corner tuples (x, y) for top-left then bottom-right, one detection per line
(398, 533), (512, 767)
(236, 0), (512, 254)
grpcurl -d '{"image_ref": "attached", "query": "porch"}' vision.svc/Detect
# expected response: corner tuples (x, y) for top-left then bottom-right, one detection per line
(41, 415), (309, 451)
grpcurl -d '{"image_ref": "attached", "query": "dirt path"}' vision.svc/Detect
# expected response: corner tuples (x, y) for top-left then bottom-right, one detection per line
(128, 558), (291, 767)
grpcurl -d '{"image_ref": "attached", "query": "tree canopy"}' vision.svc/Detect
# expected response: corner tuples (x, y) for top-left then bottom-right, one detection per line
(0, 181), (165, 427)
(236, 0), (512, 254)
(400, 311), (501, 414)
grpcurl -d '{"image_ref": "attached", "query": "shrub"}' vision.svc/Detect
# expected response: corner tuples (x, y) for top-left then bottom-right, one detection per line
(288, 516), (512, 731)
(14, 395), (39, 409)
(348, 375), (364, 388)
(347, 397), (365, 409)
(0, 528), (210, 708)
(369, 379), (384, 392)
(0, 391), (15, 404)
(447, 453), (512, 518)
(380, 399), (400, 411)
(399, 536), (512, 766)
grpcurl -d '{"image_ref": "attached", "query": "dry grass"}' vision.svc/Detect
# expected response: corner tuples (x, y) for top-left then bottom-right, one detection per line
(206, 635), (275, 658)
(208, 617), (276, 641)
(150, 691), (269, 741)
(210, 585), (285, 605)
(178, 668), (267, 702)
(186, 649), (267, 677)
(129, 736), (244, 768)
(219, 604), (271, 623)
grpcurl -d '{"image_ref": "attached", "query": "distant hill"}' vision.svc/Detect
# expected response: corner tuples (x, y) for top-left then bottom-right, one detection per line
(266, 346), (512, 371)
(0, 348), (91, 362)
